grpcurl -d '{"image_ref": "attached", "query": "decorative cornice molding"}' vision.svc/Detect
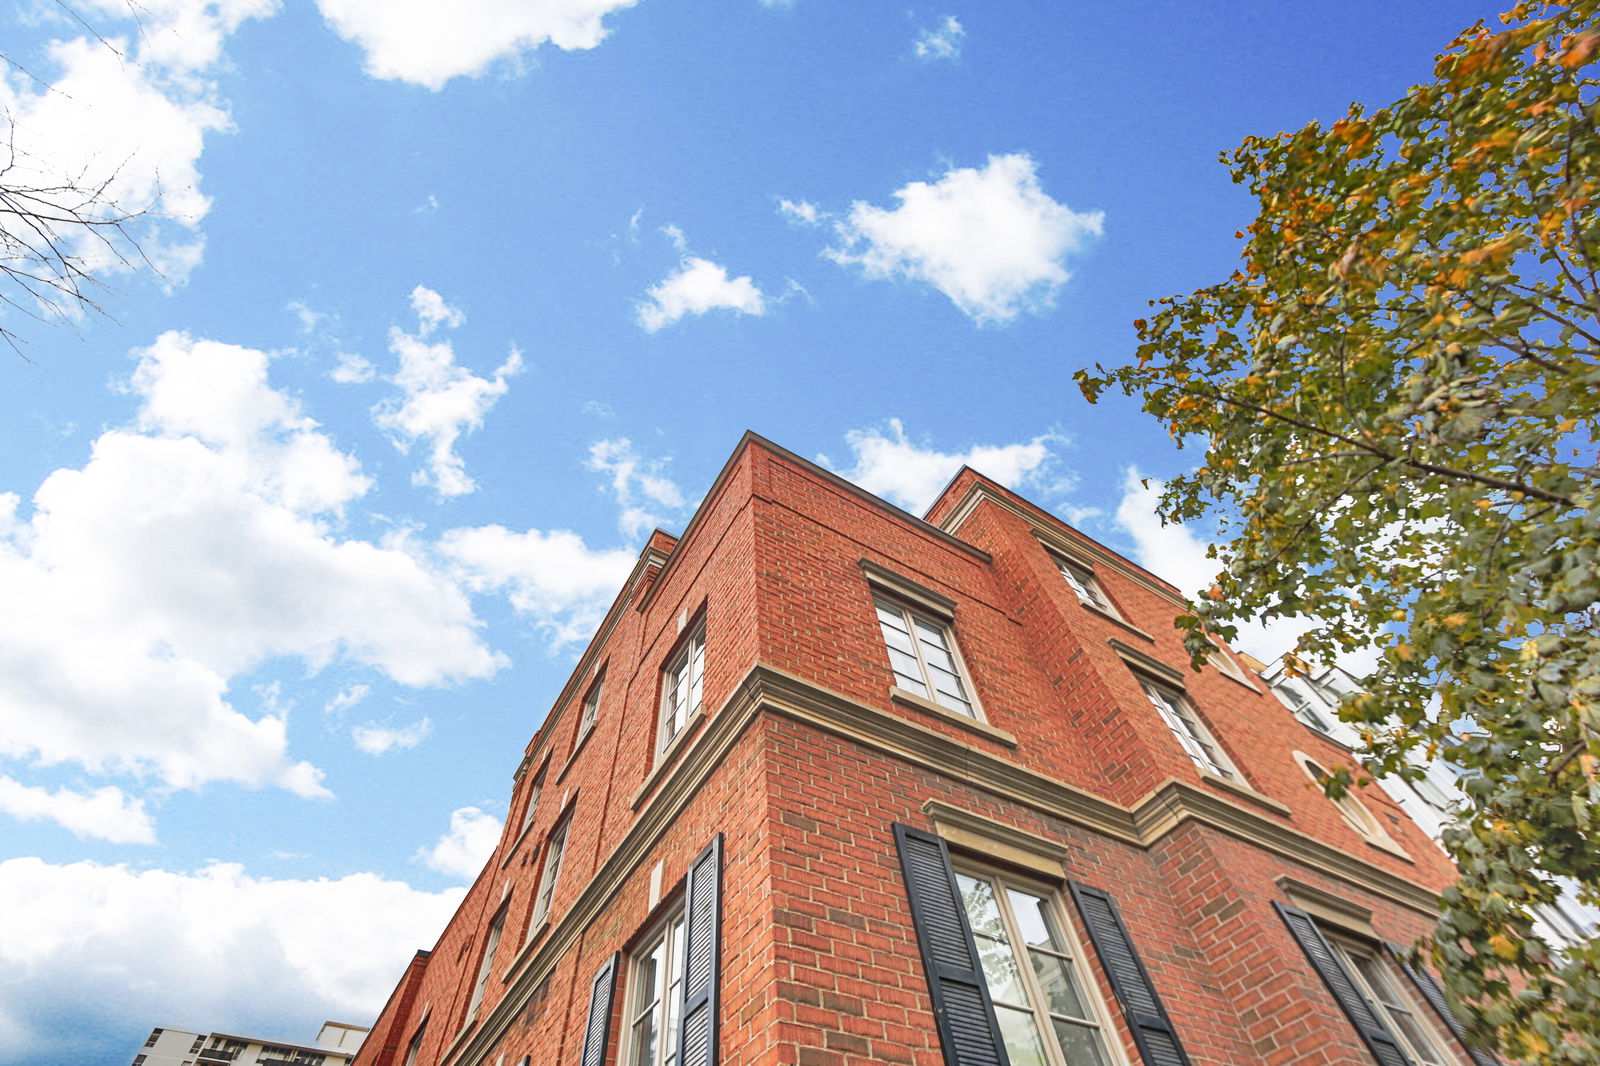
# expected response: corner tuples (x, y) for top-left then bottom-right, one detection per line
(445, 662), (1442, 1066)
(1275, 876), (1379, 939)
(938, 482), (1188, 611)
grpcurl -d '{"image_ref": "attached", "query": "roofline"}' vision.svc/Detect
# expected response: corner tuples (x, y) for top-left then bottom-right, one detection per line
(634, 431), (988, 615)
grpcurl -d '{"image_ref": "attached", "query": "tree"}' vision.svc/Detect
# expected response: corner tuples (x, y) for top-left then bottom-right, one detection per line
(1076, 1), (1600, 1059)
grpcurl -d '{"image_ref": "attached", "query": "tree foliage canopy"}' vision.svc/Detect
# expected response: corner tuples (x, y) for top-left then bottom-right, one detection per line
(1077, 2), (1600, 1059)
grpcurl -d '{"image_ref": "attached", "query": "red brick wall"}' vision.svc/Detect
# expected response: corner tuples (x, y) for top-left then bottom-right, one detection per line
(354, 436), (1463, 1066)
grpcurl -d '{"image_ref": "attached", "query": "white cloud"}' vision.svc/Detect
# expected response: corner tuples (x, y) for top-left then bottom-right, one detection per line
(416, 806), (502, 880)
(778, 198), (823, 225)
(0, 331), (502, 797)
(440, 525), (636, 645)
(314, 0), (639, 90)
(351, 718), (433, 755)
(586, 438), (689, 538)
(826, 153), (1103, 324)
(332, 352), (377, 384)
(637, 257), (766, 333)
(0, 1), (277, 302)
(828, 419), (1065, 514)
(373, 286), (523, 497)
(913, 15), (965, 60)
(0, 778), (155, 845)
(0, 856), (463, 1065)
(1112, 469), (1323, 663)
(324, 684), (371, 715)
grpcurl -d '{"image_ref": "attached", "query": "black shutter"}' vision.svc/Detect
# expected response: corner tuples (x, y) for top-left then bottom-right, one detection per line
(1274, 904), (1414, 1066)
(891, 823), (1009, 1066)
(1067, 882), (1193, 1066)
(1386, 942), (1499, 1066)
(579, 953), (618, 1066)
(678, 834), (722, 1066)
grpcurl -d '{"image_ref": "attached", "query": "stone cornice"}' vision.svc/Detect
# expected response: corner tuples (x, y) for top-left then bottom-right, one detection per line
(937, 481), (1189, 612)
(443, 662), (1442, 1066)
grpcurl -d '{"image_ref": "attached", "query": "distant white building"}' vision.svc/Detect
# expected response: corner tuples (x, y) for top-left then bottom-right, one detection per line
(131, 1022), (369, 1066)
(1250, 653), (1600, 950)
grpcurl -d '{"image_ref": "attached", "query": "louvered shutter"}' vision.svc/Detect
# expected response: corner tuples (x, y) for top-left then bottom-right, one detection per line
(678, 834), (722, 1066)
(891, 823), (1009, 1066)
(1274, 904), (1414, 1066)
(1067, 882), (1193, 1066)
(578, 954), (617, 1066)
(1386, 942), (1499, 1066)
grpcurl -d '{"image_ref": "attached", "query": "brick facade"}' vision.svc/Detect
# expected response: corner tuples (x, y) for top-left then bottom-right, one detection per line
(352, 434), (1476, 1066)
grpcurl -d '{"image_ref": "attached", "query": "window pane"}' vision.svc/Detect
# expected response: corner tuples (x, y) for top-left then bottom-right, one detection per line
(1050, 1018), (1111, 1066)
(1005, 889), (1058, 950)
(628, 1015), (657, 1066)
(957, 875), (1006, 939)
(993, 1005), (1050, 1066)
(973, 934), (1028, 1006)
(1029, 949), (1091, 1021)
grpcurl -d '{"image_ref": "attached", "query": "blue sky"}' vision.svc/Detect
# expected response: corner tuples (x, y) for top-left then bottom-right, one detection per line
(0, 1), (1489, 1063)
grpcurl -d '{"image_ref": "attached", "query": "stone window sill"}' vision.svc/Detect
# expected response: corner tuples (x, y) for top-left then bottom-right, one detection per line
(889, 687), (1017, 748)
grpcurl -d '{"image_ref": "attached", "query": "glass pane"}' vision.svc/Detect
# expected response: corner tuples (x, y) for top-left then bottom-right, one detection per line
(934, 688), (974, 715)
(957, 875), (1006, 939)
(973, 934), (1027, 1006)
(1029, 949), (1091, 1021)
(1050, 1018), (1111, 1066)
(1005, 889), (1058, 950)
(887, 647), (924, 681)
(628, 1015), (657, 1066)
(634, 940), (664, 1014)
(878, 616), (916, 654)
(993, 1005), (1050, 1066)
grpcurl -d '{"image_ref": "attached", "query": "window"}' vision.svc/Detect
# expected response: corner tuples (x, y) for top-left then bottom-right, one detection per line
(1140, 681), (1236, 779)
(1328, 938), (1452, 1066)
(1273, 682), (1335, 734)
(145, 1030), (163, 1047)
(875, 598), (978, 717)
(1055, 556), (1114, 614)
(133, 1057), (147, 1066)
(955, 870), (1117, 1066)
(659, 627), (705, 750)
(624, 914), (687, 1066)
(1297, 756), (1391, 845)
(400, 1024), (426, 1066)
(466, 907), (507, 1020)
(531, 813), (570, 927)
(518, 768), (544, 839)
(580, 669), (605, 735)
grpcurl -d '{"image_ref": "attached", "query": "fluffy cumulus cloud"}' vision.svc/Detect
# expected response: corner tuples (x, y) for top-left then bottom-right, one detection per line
(637, 257), (767, 333)
(825, 154), (1103, 324)
(586, 438), (690, 538)
(0, 778), (155, 845)
(0, 0), (277, 300)
(913, 15), (966, 60)
(0, 331), (502, 800)
(1112, 469), (1331, 664)
(351, 718), (433, 755)
(315, 0), (639, 90)
(0, 856), (464, 1065)
(373, 286), (523, 497)
(416, 806), (503, 880)
(441, 525), (637, 646)
(827, 419), (1066, 514)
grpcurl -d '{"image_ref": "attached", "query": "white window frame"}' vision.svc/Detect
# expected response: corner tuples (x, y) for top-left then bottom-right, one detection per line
(1326, 937), (1454, 1066)
(530, 812), (570, 928)
(400, 1023), (425, 1066)
(1054, 555), (1116, 616)
(518, 767), (544, 839)
(622, 912), (688, 1066)
(1295, 754), (1398, 849)
(1141, 680), (1238, 779)
(579, 668), (605, 736)
(874, 596), (982, 719)
(951, 865), (1126, 1066)
(465, 906), (506, 1021)
(658, 626), (705, 752)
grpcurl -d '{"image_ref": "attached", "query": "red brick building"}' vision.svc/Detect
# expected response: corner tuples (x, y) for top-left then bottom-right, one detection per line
(353, 434), (1488, 1066)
